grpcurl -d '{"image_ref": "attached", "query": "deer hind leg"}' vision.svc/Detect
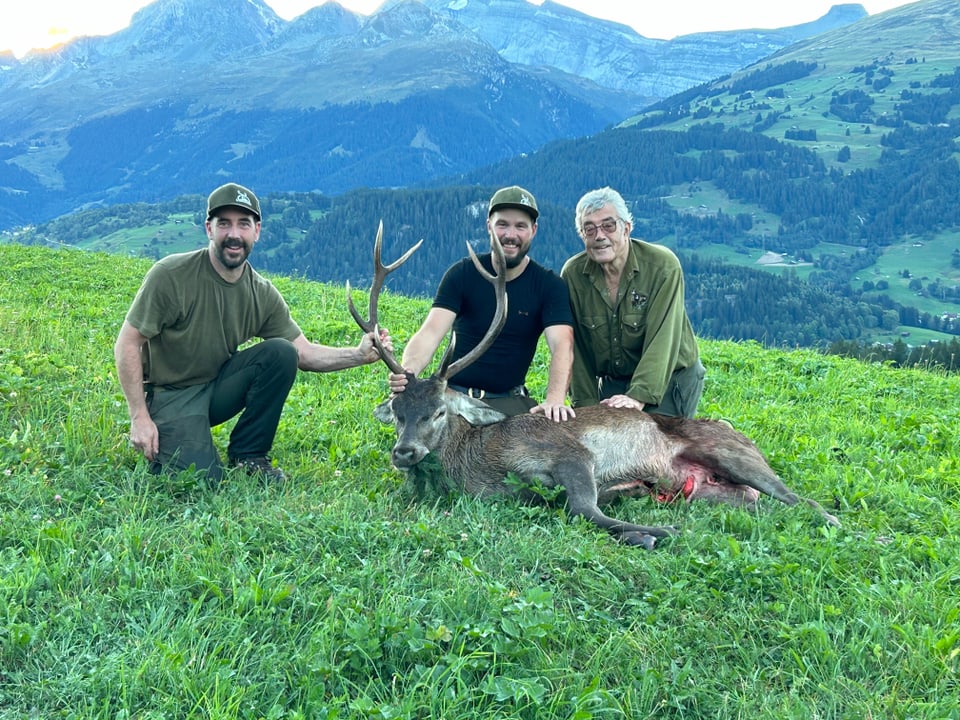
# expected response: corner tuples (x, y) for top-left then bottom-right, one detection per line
(669, 420), (803, 507)
(675, 453), (840, 527)
(548, 457), (678, 549)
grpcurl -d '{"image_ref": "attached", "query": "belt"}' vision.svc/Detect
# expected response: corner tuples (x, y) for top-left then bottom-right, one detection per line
(143, 383), (182, 394)
(448, 383), (529, 400)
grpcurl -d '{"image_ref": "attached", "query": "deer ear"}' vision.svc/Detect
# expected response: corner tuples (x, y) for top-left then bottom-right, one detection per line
(373, 397), (395, 424)
(447, 391), (507, 426)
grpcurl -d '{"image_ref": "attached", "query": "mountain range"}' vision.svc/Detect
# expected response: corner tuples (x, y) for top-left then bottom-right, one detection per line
(5, 0), (960, 352)
(0, 0), (866, 229)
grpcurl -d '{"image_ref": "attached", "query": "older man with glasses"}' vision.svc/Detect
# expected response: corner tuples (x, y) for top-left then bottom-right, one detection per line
(560, 186), (704, 418)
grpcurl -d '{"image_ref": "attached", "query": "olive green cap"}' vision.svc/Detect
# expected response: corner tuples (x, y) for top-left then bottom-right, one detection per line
(206, 182), (261, 221)
(488, 185), (538, 221)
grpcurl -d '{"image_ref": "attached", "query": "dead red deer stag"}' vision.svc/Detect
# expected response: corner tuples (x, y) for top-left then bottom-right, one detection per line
(348, 222), (840, 549)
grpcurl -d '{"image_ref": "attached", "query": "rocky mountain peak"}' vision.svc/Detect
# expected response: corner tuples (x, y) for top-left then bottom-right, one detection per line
(417, 0), (866, 101)
(110, 0), (284, 58)
(365, 0), (469, 40)
(0, 0), (890, 229)
(271, 2), (363, 48)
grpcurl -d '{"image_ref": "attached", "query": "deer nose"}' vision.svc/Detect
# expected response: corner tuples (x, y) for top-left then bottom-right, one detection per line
(392, 445), (422, 468)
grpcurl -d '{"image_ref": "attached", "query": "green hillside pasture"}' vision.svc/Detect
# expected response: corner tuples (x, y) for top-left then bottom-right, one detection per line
(80, 212), (205, 257)
(663, 180), (959, 336)
(74, 208), (322, 260)
(663, 182), (815, 280)
(676, 240), (818, 282)
(735, 75), (887, 172)
(1, 245), (958, 719)
(663, 180), (796, 259)
(871, 325), (955, 346)
(865, 232), (960, 314)
(853, 233), (960, 346)
(664, 178), (781, 246)
(636, 49), (960, 173)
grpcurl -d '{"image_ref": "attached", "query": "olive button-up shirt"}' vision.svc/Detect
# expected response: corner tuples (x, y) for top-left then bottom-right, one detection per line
(561, 239), (700, 407)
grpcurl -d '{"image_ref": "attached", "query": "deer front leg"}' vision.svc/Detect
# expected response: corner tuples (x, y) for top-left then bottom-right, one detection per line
(549, 458), (678, 549)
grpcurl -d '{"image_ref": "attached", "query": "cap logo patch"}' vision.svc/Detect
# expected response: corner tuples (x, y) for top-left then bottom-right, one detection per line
(235, 190), (252, 206)
(519, 194), (532, 207)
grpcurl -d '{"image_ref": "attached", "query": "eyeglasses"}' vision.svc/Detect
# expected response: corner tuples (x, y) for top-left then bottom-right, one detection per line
(580, 218), (620, 239)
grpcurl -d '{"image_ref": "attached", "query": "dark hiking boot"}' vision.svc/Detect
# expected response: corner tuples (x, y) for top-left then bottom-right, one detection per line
(230, 456), (286, 483)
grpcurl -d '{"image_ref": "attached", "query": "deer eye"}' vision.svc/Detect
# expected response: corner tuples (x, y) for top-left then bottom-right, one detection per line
(433, 408), (446, 421)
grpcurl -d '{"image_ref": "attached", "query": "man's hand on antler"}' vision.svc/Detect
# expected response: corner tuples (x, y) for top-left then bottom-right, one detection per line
(359, 328), (393, 364)
(388, 370), (409, 394)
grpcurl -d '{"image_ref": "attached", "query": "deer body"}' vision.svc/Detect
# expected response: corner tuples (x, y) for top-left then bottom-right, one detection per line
(577, 409), (781, 506)
(376, 377), (679, 547)
(374, 377), (837, 548)
(352, 223), (839, 550)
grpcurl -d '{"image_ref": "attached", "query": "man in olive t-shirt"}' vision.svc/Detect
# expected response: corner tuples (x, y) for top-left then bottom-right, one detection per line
(114, 182), (389, 483)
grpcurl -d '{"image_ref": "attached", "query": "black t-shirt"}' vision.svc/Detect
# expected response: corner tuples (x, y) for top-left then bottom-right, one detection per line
(432, 253), (572, 392)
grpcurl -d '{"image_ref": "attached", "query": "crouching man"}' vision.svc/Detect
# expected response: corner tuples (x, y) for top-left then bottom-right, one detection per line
(114, 182), (389, 483)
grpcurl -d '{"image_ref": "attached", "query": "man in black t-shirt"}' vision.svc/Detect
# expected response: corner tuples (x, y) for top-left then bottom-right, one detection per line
(388, 186), (575, 421)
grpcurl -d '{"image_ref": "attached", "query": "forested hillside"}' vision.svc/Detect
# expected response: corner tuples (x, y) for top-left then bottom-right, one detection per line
(9, 54), (960, 357)
(12, 176), (960, 371)
(242, 112), (960, 346)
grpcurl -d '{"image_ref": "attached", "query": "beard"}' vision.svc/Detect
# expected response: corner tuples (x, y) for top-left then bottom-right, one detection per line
(214, 239), (250, 269)
(501, 241), (530, 269)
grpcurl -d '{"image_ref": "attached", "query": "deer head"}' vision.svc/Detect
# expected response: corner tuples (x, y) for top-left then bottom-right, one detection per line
(348, 222), (510, 467)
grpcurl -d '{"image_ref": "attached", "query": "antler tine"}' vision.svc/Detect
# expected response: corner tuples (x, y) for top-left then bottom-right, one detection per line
(440, 234), (508, 380)
(369, 220), (424, 327)
(346, 220), (423, 375)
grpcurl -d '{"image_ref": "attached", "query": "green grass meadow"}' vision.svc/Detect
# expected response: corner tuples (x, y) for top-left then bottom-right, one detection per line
(1, 245), (958, 719)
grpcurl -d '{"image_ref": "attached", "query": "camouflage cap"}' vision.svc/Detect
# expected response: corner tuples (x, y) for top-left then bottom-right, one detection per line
(206, 182), (261, 221)
(488, 185), (538, 222)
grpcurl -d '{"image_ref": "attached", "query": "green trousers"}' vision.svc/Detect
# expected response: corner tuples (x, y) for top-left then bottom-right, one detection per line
(145, 338), (299, 480)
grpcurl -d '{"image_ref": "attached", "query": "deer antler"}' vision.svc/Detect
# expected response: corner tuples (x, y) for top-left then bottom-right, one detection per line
(347, 220), (423, 375)
(438, 233), (509, 380)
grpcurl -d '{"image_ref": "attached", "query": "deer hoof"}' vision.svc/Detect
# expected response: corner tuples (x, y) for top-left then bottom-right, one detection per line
(621, 531), (658, 550)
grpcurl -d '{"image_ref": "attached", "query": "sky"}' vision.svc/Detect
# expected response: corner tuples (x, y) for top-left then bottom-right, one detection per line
(1, 0), (921, 59)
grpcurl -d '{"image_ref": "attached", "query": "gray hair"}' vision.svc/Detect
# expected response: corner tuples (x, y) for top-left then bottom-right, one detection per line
(574, 187), (632, 232)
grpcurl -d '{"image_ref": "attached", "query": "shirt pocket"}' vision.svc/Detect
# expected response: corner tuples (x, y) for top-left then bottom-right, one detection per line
(620, 309), (649, 346)
(580, 314), (612, 354)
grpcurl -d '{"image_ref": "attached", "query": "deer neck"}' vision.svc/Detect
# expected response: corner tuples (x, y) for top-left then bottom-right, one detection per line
(433, 415), (476, 478)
